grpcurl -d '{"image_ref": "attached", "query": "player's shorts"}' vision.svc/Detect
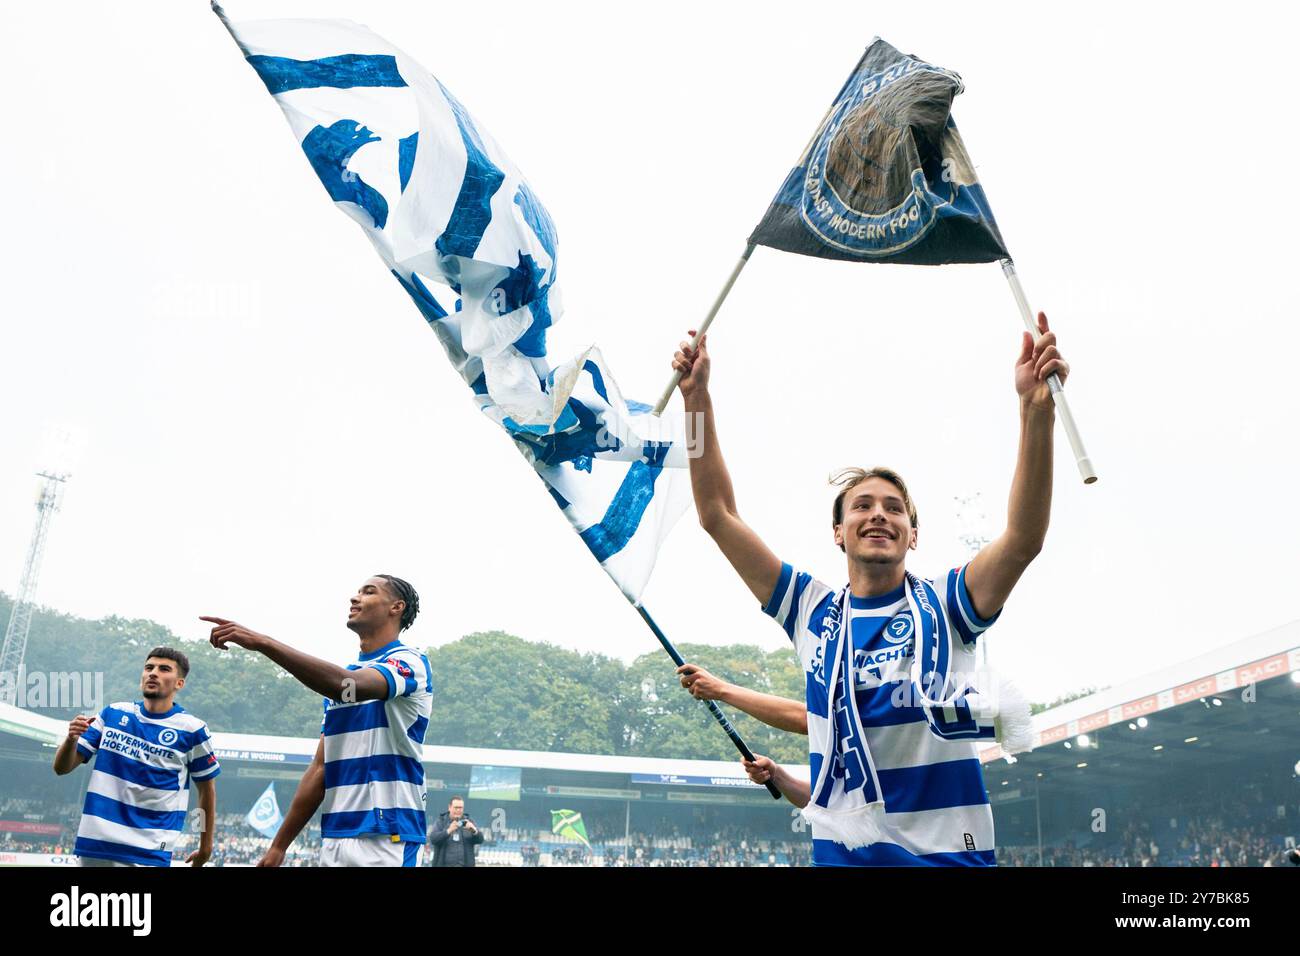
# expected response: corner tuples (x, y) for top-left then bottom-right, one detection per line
(319, 836), (423, 867)
(79, 856), (143, 867)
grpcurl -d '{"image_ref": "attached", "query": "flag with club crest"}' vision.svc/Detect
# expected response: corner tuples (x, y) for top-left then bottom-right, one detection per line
(214, 4), (689, 601)
(245, 782), (283, 839)
(750, 37), (1007, 266)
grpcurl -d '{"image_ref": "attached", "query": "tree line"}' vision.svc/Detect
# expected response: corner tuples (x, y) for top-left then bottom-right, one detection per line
(1, 594), (808, 763)
(2, 595), (1095, 762)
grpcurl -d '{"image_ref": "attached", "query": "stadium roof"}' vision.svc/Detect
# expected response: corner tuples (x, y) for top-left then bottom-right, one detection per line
(0, 699), (781, 779)
(977, 618), (1300, 763)
(976, 621), (1300, 808)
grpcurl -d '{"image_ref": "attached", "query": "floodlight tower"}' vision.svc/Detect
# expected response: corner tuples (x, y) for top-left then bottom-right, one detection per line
(1, 471), (69, 701)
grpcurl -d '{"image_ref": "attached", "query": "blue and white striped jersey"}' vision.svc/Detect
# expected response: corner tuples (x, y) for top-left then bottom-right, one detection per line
(74, 701), (220, 867)
(764, 562), (999, 866)
(320, 640), (432, 843)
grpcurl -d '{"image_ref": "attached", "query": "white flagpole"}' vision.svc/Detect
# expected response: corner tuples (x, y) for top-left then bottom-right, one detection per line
(650, 243), (755, 416)
(1001, 258), (1097, 484)
(651, 97), (842, 417)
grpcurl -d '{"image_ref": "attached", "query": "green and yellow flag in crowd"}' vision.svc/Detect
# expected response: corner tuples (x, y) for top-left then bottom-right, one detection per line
(550, 809), (591, 848)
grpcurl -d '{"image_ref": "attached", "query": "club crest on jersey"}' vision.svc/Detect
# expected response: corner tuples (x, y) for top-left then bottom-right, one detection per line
(386, 657), (414, 679)
(119, 714), (129, 726)
(158, 728), (178, 747)
(883, 614), (913, 644)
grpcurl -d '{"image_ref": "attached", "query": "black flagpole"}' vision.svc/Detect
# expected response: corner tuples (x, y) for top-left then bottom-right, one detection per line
(633, 603), (782, 800)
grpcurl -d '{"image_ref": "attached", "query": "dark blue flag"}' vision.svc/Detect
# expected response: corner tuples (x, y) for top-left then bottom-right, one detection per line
(750, 38), (1007, 266)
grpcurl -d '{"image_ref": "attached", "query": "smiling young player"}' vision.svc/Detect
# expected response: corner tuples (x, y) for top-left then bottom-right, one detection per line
(671, 313), (1068, 866)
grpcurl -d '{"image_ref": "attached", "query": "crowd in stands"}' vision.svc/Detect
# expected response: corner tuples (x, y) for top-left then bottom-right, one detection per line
(1001, 799), (1298, 867)
(0, 800), (323, 866)
(3, 792), (1293, 868)
(483, 820), (814, 867)
(170, 813), (321, 866)
(590, 823), (813, 867)
(0, 800), (809, 866)
(0, 797), (79, 854)
(595, 839), (814, 867)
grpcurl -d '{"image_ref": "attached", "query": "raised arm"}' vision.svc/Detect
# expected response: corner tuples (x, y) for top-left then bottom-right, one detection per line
(200, 617), (389, 702)
(52, 714), (94, 775)
(258, 736), (325, 867)
(965, 311), (1068, 619)
(674, 331), (782, 605)
(677, 663), (807, 734)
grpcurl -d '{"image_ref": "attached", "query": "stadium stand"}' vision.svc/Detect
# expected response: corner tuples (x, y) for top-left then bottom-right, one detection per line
(2, 622), (1296, 865)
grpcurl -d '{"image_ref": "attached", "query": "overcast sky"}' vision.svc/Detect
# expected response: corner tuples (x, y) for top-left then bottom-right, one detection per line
(1, 1), (1296, 704)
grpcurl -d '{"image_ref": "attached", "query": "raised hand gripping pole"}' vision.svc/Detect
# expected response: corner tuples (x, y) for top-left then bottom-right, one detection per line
(650, 100), (837, 416)
(651, 243), (755, 416)
(631, 601), (783, 800)
(1001, 258), (1097, 484)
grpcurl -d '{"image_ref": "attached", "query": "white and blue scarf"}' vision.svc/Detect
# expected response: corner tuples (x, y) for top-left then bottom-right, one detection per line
(801, 572), (1033, 849)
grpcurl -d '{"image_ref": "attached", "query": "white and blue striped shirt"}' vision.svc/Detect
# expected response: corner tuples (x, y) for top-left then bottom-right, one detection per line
(74, 701), (220, 867)
(320, 640), (432, 843)
(764, 562), (999, 866)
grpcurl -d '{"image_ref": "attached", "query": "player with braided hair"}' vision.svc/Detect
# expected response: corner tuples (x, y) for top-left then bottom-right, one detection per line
(374, 573), (420, 632)
(200, 574), (432, 866)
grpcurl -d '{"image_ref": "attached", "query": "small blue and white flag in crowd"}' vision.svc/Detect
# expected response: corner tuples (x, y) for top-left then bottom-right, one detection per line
(214, 5), (688, 601)
(245, 782), (283, 839)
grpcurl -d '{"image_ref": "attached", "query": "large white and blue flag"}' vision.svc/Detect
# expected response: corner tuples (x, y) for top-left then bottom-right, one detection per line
(214, 4), (689, 601)
(245, 781), (283, 839)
